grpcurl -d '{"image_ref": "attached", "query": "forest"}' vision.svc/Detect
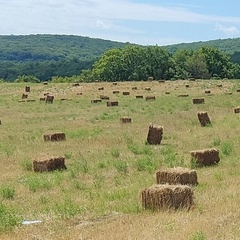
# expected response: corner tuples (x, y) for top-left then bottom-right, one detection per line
(0, 34), (240, 82)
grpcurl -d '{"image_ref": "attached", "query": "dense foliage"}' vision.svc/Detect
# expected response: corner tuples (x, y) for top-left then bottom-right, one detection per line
(80, 45), (240, 81)
(0, 35), (240, 82)
(0, 34), (128, 81)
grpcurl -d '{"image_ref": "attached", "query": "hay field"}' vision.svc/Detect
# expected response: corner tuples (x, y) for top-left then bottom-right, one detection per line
(1, 79), (240, 239)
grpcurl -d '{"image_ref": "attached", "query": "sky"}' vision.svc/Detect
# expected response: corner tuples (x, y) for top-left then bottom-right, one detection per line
(0, 0), (240, 46)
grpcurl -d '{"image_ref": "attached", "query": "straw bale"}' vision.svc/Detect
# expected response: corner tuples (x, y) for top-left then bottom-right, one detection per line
(107, 101), (118, 107)
(159, 80), (165, 83)
(123, 91), (130, 95)
(145, 87), (151, 91)
(145, 96), (156, 101)
(192, 98), (205, 104)
(33, 156), (66, 172)
(98, 87), (104, 90)
(205, 90), (211, 94)
(112, 82), (118, 85)
(216, 84), (223, 87)
(234, 107), (240, 113)
(43, 92), (49, 96)
(190, 148), (220, 167)
(43, 81), (48, 85)
(76, 92), (83, 95)
(156, 167), (198, 186)
(25, 86), (30, 92)
(189, 78), (195, 81)
(185, 84), (189, 88)
(197, 111), (211, 127)
(72, 83), (80, 86)
(22, 93), (28, 99)
(148, 77), (153, 81)
(113, 91), (120, 94)
(141, 184), (194, 210)
(136, 95), (143, 99)
(236, 89), (240, 93)
(91, 99), (102, 104)
(44, 132), (66, 142)
(147, 124), (163, 145)
(46, 95), (54, 103)
(132, 86), (137, 90)
(120, 117), (132, 123)
(165, 91), (170, 95)
(100, 95), (109, 100)
(178, 94), (189, 97)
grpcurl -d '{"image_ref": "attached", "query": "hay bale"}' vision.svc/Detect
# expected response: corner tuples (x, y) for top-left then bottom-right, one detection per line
(178, 94), (189, 97)
(148, 76), (153, 81)
(44, 132), (66, 142)
(46, 95), (54, 103)
(112, 82), (118, 85)
(43, 81), (48, 85)
(132, 86), (137, 90)
(156, 167), (198, 186)
(188, 78), (195, 81)
(25, 86), (30, 92)
(236, 89), (240, 93)
(216, 84), (223, 87)
(234, 107), (240, 113)
(43, 92), (49, 96)
(145, 87), (151, 91)
(120, 116), (132, 123)
(185, 84), (190, 88)
(123, 91), (130, 95)
(225, 92), (232, 95)
(91, 99), (102, 104)
(76, 92), (83, 95)
(190, 148), (220, 167)
(72, 83), (80, 86)
(159, 80), (165, 83)
(205, 90), (211, 94)
(22, 93), (28, 99)
(0, 119), (1, 125)
(100, 95), (109, 100)
(145, 96), (156, 101)
(147, 124), (163, 145)
(141, 184), (194, 211)
(33, 156), (66, 172)
(113, 91), (120, 94)
(136, 95), (143, 99)
(98, 87), (104, 90)
(165, 91), (170, 95)
(192, 98), (205, 104)
(197, 111), (211, 127)
(107, 101), (118, 107)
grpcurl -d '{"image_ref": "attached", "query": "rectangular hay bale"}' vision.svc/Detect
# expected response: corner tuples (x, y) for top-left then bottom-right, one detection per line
(33, 156), (66, 172)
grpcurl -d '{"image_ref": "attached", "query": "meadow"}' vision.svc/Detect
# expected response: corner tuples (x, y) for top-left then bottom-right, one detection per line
(0, 79), (240, 239)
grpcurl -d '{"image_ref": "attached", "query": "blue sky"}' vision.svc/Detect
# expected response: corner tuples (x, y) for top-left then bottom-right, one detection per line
(0, 0), (240, 46)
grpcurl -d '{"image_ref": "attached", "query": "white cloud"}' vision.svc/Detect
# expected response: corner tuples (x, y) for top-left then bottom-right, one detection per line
(215, 23), (240, 37)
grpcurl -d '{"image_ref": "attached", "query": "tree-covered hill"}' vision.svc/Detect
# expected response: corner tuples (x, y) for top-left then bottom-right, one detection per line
(0, 34), (129, 81)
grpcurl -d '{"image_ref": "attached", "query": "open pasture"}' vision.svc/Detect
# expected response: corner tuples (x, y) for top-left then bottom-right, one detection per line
(1, 79), (240, 239)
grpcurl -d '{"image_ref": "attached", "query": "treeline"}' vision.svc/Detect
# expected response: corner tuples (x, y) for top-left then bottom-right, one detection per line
(0, 34), (128, 81)
(79, 45), (240, 82)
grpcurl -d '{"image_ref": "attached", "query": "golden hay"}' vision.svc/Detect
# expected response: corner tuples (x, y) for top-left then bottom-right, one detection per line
(145, 96), (156, 101)
(91, 99), (102, 104)
(25, 86), (30, 92)
(33, 156), (67, 172)
(22, 93), (28, 99)
(234, 107), (240, 113)
(136, 95), (143, 99)
(141, 184), (194, 211)
(178, 94), (189, 97)
(197, 111), (211, 126)
(107, 101), (119, 107)
(123, 91), (130, 95)
(147, 124), (163, 145)
(120, 117), (132, 123)
(205, 90), (211, 94)
(190, 148), (220, 167)
(192, 98), (205, 104)
(156, 167), (198, 186)
(100, 95), (110, 100)
(44, 132), (66, 142)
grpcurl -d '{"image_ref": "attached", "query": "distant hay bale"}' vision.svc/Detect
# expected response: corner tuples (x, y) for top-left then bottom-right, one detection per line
(112, 82), (118, 85)
(225, 92), (232, 95)
(145, 87), (151, 91)
(43, 81), (48, 85)
(216, 84), (223, 87)
(156, 167), (198, 186)
(159, 80), (165, 83)
(190, 148), (220, 167)
(33, 156), (66, 172)
(40, 97), (46, 101)
(22, 93), (28, 99)
(132, 86), (137, 90)
(197, 111), (211, 127)
(25, 86), (30, 92)
(26, 99), (36, 102)
(113, 90), (120, 94)
(120, 116), (132, 123)
(44, 132), (66, 142)
(234, 107), (240, 113)
(107, 101), (118, 107)
(148, 76), (153, 81)
(178, 94), (189, 97)
(43, 92), (49, 96)
(76, 92), (83, 95)
(141, 184), (194, 211)
(236, 89), (240, 93)
(147, 124), (163, 145)
(165, 91), (170, 95)
(123, 91), (130, 95)
(100, 95), (110, 100)
(136, 95), (143, 99)
(192, 98), (205, 104)
(91, 99), (102, 104)
(205, 90), (211, 94)
(185, 84), (190, 88)
(45, 95), (54, 103)
(145, 96), (156, 101)
(72, 83), (80, 86)
(98, 87), (104, 90)
(188, 78), (195, 81)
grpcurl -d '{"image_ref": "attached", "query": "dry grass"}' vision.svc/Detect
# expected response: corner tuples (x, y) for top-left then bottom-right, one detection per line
(1, 79), (240, 239)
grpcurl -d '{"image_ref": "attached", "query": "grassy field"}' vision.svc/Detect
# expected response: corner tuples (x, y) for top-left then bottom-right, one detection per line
(0, 79), (240, 239)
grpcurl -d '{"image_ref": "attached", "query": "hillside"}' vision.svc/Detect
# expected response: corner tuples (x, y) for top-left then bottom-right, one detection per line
(0, 34), (129, 81)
